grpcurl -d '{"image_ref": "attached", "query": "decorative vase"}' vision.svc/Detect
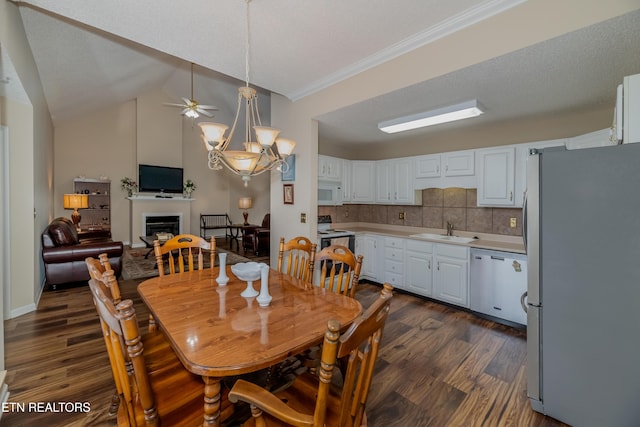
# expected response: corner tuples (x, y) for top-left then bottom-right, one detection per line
(216, 253), (229, 286)
(256, 264), (272, 307)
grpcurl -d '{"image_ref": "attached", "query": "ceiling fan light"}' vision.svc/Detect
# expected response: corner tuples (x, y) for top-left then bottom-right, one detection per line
(275, 138), (296, 156)
(253, 126), (280, 146)
(199, 122), (229, 143)
(185, 108), (199, 119)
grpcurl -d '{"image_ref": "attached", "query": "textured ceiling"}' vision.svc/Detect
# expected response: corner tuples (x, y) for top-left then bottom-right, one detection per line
(3, 1), (640, 147)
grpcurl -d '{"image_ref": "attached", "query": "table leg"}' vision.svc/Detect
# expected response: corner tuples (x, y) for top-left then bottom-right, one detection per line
(202, 376), (221, 426)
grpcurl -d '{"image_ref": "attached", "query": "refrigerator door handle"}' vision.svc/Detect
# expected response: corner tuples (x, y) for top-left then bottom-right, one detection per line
(520, 291), (528, 313)
(522, 190), (528, 252)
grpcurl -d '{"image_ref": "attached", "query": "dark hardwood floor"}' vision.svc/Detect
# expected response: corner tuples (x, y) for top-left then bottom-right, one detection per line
(2, 240), (567, 426)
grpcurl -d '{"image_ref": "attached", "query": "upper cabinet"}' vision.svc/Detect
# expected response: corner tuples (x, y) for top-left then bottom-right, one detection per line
(350, 161), (376, 203)
(477, 146), (515, 206)
(375, 158), (419, 205)
(415, 154), (441, 178)
(318, 155), (342, 181)
(443, 151), (475, 176)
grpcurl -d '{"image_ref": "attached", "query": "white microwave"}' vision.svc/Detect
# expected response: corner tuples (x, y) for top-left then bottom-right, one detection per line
(318, 182), (343, 206)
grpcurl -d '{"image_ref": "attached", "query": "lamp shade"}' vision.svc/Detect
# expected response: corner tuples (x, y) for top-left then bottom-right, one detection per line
(63, 194), (88, 209)
(238, 197), (253, 210)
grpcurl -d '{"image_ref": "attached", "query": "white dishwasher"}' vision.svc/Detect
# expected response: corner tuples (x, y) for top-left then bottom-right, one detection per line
(470, 248), (528, 326)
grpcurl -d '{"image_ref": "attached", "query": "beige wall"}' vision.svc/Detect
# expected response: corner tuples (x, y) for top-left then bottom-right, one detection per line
(137, 89), (182, 167)
(54, 100), (137, 244)
(1, 0), (55, 322)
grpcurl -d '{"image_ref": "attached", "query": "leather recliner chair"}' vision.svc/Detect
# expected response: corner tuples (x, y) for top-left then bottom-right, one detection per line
(41, 217), (123, 289)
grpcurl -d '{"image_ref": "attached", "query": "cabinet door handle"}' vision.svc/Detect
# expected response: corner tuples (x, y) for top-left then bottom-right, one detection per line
(445, 164), (448, 172)
(436, 165), (440, 173)
(509, 191), (513, 201)
(437, 261), (440, 270)
(428, 260), (431, 270)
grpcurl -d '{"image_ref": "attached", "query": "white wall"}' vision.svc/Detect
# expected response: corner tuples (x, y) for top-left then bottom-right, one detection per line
(1, 0), (55, 320)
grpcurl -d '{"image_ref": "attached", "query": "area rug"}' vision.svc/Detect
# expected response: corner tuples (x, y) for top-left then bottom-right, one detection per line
(121, 247), (252, 280)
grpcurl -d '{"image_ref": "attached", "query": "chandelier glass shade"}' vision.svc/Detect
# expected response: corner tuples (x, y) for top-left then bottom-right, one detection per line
(198, 0), (296, 187)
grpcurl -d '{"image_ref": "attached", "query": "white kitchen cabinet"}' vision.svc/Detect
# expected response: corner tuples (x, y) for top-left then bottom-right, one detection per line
(375, 158), (417, 205)
(341, 159), (352, 202)
(318, 155), (342, 181)
(358, 234), (382, 281)
(477, 146), (515, 206)
(383, 237), (405, 290)
(433, 243), (469, 307)
(350, 161), (376, 203)
(405, 239), (434, 297)
(443, 150), (475, 176)
(414, 154), (441, 178)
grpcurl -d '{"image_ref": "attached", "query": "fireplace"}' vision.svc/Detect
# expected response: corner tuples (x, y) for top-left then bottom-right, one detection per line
(143, 214), (181, 237)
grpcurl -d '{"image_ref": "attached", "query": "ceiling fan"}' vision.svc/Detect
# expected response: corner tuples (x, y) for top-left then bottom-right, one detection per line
(164, 63), (218, 118)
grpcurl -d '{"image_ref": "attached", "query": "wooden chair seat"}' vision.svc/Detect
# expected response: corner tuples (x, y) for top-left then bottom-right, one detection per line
(229, 284), (394, 427)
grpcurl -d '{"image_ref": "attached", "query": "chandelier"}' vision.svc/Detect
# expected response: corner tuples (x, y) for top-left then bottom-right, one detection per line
(198, 0), (296, 187)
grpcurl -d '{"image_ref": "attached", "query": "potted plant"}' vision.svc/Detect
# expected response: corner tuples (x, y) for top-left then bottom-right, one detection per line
(184, 179), (196, 198)
(120, 177), (138, 197)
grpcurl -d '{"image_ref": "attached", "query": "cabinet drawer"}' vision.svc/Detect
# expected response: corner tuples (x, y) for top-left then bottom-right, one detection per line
(384, 271), (404, 288)
(385, 237), (404, 248)
(406, 239), (433, 253)
(384, 259), (403, 274)
(437, 243), (468, 260)
(384, 247), (403, 260)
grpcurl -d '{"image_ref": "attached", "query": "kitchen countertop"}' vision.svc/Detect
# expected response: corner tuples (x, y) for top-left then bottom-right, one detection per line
(331, 222), (526, 255)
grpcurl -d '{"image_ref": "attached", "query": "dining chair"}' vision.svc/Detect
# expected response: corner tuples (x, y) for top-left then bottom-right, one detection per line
(86, 253), (121, 303)
(315, 244), (363, 298)
(88, 272), (235, 426)
(277, 236), (317, 282)
(154, 233), (216, 277)
(229, 283), (394, 427)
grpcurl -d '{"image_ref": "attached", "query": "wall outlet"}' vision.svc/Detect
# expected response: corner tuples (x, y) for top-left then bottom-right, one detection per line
(510, 217), (517, 228)
(399, 212), (405, 220)
(300, 213), (306, 223)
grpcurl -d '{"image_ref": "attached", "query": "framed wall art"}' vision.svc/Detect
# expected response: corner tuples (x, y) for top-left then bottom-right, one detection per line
(283, 184), (294, 204)
(281, 155), (296, 181)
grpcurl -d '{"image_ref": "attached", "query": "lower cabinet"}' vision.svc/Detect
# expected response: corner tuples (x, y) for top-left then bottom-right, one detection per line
(383, 237), (405, 290)
(433, 244), (470, 307)
(405, 240), (434, 297)
(356, 234), (382, 282)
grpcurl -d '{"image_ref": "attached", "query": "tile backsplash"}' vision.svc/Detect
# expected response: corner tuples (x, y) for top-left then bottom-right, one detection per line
(318, 188), (522, 237)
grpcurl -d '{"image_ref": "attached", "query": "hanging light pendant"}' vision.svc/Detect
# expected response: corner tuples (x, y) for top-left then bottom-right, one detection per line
(198, 0), (296, 187)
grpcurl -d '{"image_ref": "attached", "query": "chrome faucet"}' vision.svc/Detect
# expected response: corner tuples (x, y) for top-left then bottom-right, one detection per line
(446, 221), (454, 236)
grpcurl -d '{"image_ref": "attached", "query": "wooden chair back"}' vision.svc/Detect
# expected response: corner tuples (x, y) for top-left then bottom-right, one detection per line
(315, 245), (363, 298)
(154, 234), (215, 276)
(88, 275), (154, 426)
(228, 283), (394, 427)
(277, 236), (317, 282)
(86, 254), (121, 303)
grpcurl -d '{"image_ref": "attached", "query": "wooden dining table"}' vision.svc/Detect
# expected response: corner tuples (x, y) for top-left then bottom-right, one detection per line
(138, 265), (363, 426)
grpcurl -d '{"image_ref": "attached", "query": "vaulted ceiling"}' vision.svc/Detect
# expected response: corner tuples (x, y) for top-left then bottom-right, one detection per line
(4, 1), (640, 147)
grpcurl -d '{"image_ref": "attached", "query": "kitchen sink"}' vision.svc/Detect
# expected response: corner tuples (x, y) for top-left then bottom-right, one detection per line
(409, 233), (477, 244)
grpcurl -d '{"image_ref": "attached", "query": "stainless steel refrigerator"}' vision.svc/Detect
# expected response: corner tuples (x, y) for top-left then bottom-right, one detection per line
(525, 143), (640, 427)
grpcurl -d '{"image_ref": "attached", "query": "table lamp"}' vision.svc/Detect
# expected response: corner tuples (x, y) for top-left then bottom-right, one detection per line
(238, 197), (252, 225)
(63, 194), (89, 231)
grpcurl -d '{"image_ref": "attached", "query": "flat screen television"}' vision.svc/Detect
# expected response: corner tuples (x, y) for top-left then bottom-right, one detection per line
(138, 164), (184, 194)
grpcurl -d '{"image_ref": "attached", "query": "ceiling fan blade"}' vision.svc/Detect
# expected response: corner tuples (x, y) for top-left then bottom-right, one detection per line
(198, 104), (219, 111)
(181, 97), (193, 106)
(197, 109), (214, 117)
(180, 108), (190, 115)
(163, 102), (187, 108)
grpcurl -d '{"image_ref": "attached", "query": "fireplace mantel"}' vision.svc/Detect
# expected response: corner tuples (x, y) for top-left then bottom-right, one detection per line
(129, 197), (192, 247)
(128, 195), (194, 201)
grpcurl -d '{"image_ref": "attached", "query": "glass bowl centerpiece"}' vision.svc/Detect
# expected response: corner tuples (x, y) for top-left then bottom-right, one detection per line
(231, 262), (264, 297)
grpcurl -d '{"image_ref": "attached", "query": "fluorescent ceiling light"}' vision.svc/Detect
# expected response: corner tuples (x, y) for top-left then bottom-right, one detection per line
(378, 100), (484, 134)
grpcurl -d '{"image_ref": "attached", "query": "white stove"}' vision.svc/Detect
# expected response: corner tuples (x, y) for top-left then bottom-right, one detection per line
(317, 215), (355, 239)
